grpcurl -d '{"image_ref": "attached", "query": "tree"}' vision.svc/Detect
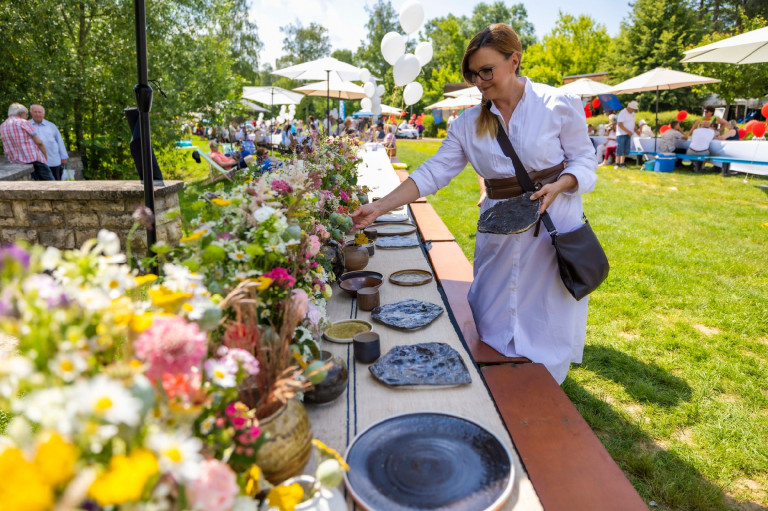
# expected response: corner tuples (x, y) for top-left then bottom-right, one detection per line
(355, 0), (401, 105)
(468, 2), (537, 50)
(220, 0), (263, 82)
(421, 14), (471, 106)
(693, 0), (768, 32)
(276, 20), (331, 68)
(331, 49), (356, 65)
(521, 12), (610, 85)
(604, 0), (703, 111)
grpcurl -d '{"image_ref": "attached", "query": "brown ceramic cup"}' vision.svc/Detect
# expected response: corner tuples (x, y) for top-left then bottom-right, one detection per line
(357, 287), (380, 311)
(363, 228), (378, 241)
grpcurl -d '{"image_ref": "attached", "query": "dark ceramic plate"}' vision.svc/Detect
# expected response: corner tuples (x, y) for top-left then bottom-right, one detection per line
(369, 342), (471, 387)
(338, 271), (384, 286)
(375, 236), (420, 249)
(376, 213), (409, 223)
(344, 412), (513, 511)
(371, 222), (418, 236)
(371, 299), (443, 330)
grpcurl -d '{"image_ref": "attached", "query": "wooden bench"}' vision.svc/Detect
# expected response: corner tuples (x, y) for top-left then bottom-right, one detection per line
(482, 364), (647, 511)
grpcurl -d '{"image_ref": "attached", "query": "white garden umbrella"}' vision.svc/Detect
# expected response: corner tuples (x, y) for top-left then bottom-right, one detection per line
(242, 86), (304, 154)
(682, 26), (768, 64)
(557, 78), (614, 98)
(240, 99), (269, 113)
(425, 95), (481, 110)
(293, 75), (366, 100)
(274, 57), (364, 127)
(608, 67), (721, 150)
(445, 86), (482, 99)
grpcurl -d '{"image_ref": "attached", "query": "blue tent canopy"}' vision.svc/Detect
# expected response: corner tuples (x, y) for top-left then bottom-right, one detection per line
(597, 94), (622, 113)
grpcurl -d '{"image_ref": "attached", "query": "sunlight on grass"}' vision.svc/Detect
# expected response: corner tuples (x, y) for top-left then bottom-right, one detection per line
(397, 138), (768, 510)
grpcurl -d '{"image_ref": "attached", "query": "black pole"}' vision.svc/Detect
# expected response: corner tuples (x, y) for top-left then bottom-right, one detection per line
(133, 0), (157, 272)
(655, 87), (659, 153)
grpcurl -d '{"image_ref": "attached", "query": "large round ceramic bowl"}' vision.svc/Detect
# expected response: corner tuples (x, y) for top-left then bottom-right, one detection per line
(338, 271), (384, 296)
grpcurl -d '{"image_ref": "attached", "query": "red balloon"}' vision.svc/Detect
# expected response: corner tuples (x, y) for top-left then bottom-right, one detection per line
(753, 122), (767, 138)
(761, 104), (768, 119)
(585, 109), (592, 118)
(745, 120), (759, 133)
(738, 128), (747, 139)
(659, 124), (671, 134)
(591, 98), (600, 108)
(676, 111), (688, 121)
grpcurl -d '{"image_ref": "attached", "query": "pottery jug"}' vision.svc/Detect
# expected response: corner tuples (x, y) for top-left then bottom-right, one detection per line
(343, 244), (369, 271)
(256, 398), (313, 484)
(304, 351), (348, 405)
(319, 240), (344, 280)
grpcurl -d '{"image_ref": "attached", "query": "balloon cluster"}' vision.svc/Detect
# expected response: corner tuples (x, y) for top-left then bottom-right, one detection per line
(380, 0), (432, 107)
(358, 68), (386, 116)
(745, 119), (767, 138)
(276, 104), (296, 125)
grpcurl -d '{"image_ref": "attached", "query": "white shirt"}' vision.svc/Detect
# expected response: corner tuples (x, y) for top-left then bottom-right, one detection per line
(29, 119), (68, 167)
(689, 127), (715, 152)
(410, 77), (598, 383)
(616, 108), (635, 136)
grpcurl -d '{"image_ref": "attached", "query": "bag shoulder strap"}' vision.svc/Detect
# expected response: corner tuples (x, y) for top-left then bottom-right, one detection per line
(492, 112), (559, 235)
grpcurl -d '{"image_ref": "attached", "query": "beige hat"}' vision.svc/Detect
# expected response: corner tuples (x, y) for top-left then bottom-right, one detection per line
(627, 100), (639, 110)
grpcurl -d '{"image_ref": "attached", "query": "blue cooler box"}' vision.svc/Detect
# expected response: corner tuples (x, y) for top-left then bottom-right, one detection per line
(654, 155), (676, 172)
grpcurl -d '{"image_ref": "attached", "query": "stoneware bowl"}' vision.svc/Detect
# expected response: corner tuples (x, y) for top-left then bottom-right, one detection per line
(339, 271), (384, 296)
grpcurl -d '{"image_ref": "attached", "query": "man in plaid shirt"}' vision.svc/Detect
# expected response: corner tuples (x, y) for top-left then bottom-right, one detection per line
(0, 103), (54, 180)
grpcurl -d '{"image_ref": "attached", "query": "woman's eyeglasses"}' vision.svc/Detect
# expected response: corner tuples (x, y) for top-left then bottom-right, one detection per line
(464, 66), (497, 84)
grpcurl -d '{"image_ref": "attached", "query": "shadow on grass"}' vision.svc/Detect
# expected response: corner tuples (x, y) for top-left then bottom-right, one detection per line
(580, 345), (691, 407)
(564, 347), (730, 510)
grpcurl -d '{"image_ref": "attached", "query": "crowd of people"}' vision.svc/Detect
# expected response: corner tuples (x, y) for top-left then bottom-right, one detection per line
(0, 103), (69, 180)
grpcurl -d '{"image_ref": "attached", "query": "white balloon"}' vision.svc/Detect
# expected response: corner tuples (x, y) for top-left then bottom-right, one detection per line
(359, 68), (371, 82)
(361, 97), (372, 111)
(393, 53), (421, 87)
(372, 104), (382, 115)
(415, 41), (433, 66)
(380, 32), (406, 65)
(403, 82), (424, 106)
(399, 0), (424, 35)
(363, 82), (376, 98)
(376, 84), (385, 96)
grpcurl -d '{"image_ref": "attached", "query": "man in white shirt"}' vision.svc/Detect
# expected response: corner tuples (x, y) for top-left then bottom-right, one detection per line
(614, 100), (639, 168)
(686, 121), (717, 172)
(29, 104), (68, 180)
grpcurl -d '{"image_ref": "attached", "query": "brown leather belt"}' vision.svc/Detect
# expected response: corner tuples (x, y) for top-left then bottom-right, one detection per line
(484, 162), (566, 200)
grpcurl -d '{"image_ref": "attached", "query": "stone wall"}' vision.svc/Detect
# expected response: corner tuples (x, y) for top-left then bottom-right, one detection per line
(0, 154), (85, 181)
(0, 180), (184, 253)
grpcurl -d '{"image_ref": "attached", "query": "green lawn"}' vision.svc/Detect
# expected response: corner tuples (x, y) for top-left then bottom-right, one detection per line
(397, 138), (768, 510)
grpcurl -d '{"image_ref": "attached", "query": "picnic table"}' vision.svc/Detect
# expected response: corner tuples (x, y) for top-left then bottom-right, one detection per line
(305, 144), (647, 510)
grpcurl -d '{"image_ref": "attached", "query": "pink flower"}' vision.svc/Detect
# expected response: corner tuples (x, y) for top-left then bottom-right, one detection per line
(291, 289), (309, 318)
(270, 179), (293, 195)
(339, 190), (349, 201)
(263, 267), (296, 288)
(308, 235), (321, 257)
(134, 316), (208, 381)
(187, 459), (239, 511)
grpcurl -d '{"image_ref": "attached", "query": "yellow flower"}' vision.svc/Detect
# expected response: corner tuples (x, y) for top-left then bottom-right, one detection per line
(311, 439), (349, 471)
(130, 312), (155, 333)
(88, 449), (159, 506)
(109, 296), (135, 326)
(34, 433), (78, 487)
(254, 276), (273, 291)
(211, 198), (233, 206)
(180, 228), (208, 243)
(148, 286), (192, 313)
(354, 232), (368, 246)
(267, 483), (304, 511)
(245, 465), (262, 496)
(134, 274), (158, 286)
(0, 448), (54, 511)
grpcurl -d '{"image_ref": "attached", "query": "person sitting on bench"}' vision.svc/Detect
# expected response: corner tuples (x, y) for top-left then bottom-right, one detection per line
(686, 121), (717, 172)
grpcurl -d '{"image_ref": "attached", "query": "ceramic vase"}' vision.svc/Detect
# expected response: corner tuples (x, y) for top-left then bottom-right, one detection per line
(343, 244), (369, 271)
(256, 398), (313, 484)
(319, 240), (344, 280)
(304, 351), (348, 405)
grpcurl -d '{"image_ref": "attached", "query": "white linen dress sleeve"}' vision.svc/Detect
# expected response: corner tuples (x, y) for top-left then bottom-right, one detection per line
(557, 94), (598, 196)
(408, 116), (470, 197)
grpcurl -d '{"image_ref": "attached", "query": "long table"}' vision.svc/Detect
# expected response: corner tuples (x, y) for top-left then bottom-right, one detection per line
(305, 145), (543, 510)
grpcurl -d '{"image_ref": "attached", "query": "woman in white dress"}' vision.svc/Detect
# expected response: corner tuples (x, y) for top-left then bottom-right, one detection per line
(350, 24), (598, 384)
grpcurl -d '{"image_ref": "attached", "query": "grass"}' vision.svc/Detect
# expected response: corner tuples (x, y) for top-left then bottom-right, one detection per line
(396, 138), (768, 510)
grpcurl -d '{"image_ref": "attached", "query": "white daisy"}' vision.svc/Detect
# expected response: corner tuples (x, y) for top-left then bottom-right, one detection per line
(75, 376), (142, 427)
(147, 431), (203, 482)
(49, 351), (88, 382)
(96, 230), (121, 256)
(228, 250), (251, 263)
(204, 357), (237, 388)
(15, 387), (76, 436)
(40, 246), (61, 271)
(253, 206), (276, 223)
